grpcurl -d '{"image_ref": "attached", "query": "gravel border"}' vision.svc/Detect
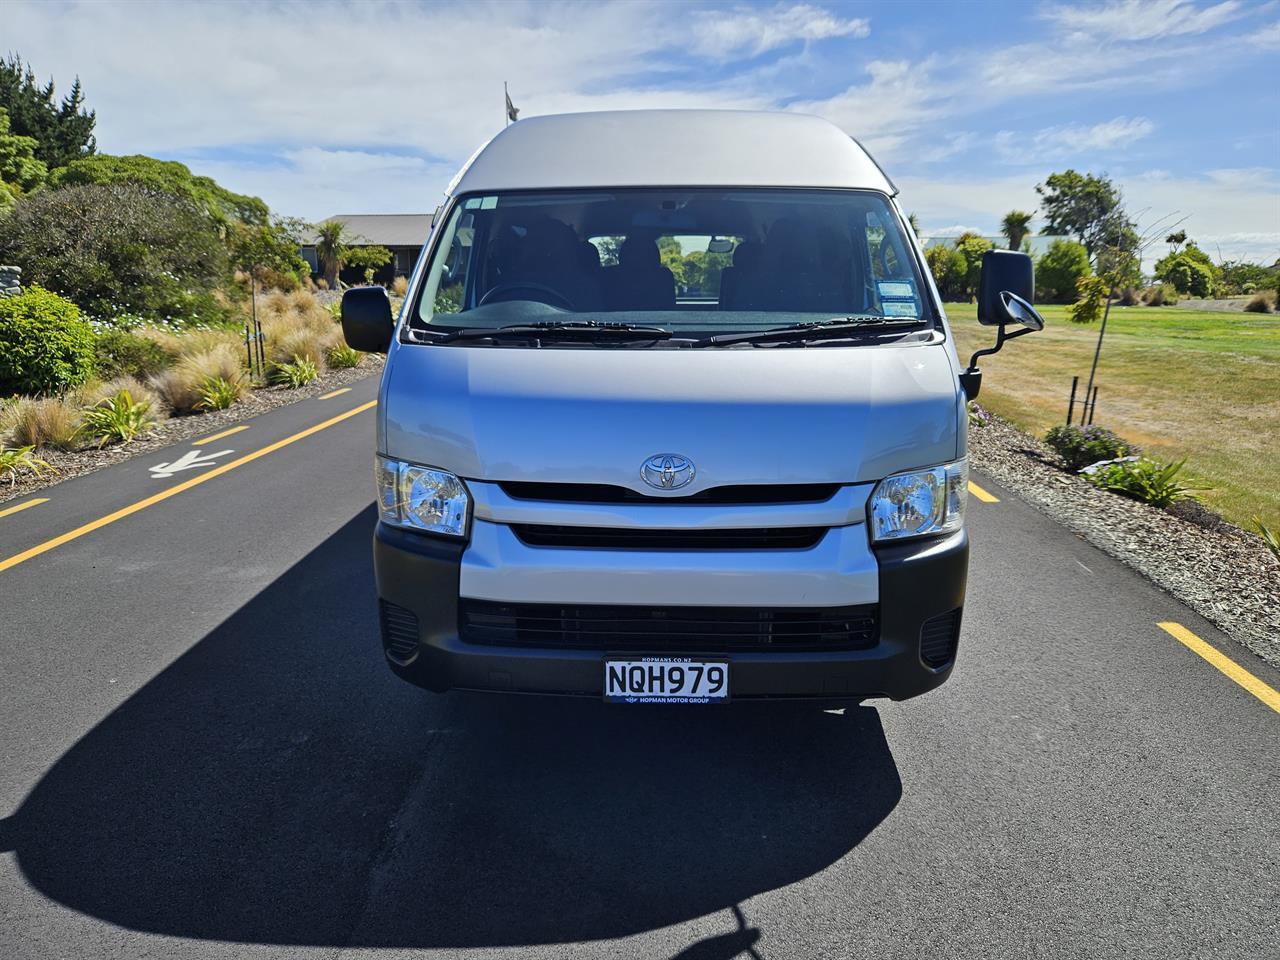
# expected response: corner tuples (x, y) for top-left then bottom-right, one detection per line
(1, 359), (382, 505)
(968, 410), (1279, 668)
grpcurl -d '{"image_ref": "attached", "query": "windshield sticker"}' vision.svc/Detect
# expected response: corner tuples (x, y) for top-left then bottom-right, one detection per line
(883, 300), (920, 318)
(877, 280), (916, 300)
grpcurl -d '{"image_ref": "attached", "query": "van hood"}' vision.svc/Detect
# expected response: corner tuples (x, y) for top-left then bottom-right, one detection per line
(380, 341), (962, 490)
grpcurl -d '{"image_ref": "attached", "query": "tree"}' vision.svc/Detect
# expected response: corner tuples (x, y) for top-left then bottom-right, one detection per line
(1000, 210), (1033, 251)
(1165, 230), (1186, 253)
(48, 154), (268, 226)
(908, 213), (921, 235)
(343, 244), (392, 284)
(227, 216), (311, 287)
(1036, 170), (1135, 261)
(0, 107), (47, 210)
(0, 182), (227, 322)
(315, 220), (349, 289)
(0, 55), (96, 168)
(953, 232), (994, 300)
(1036, 239), (1092, 302)
(1154, 242), (1219, 298)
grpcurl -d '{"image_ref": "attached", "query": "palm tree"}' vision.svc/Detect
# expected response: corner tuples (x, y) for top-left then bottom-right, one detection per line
(315, 220), (348, 289)
(1001, 210), (1034, 251)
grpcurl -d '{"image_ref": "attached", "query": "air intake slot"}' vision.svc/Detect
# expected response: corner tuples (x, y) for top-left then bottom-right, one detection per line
(379, 600), (420, 664)
(920, 608), (962, 668)
(511, 524), (826, 550)
(459, 600), (878, 653)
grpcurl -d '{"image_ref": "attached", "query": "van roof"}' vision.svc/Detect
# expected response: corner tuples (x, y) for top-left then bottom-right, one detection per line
(447, 109), (896, 198)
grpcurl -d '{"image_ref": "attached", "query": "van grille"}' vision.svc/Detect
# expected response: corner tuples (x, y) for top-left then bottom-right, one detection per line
(459, 600), (878, 652)
(920, 608), (962, 668)
(379, 600), (420, 664)
(511, 524), (826, 550)
(498, 481), (840, 505)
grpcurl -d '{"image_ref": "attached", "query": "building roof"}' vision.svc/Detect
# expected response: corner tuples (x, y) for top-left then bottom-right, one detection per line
(448, 110), (895, 197)
(315, 213), (432, 247)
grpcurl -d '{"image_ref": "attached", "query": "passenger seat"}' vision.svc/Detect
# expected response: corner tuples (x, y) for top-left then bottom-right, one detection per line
(603, 238), (676, 311)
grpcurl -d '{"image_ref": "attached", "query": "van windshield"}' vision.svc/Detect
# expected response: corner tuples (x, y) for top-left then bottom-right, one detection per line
(411, 188), (933, 342)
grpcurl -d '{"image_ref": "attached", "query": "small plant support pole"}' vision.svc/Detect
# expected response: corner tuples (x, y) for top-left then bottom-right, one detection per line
(244, 321), (253, 372)
(1067, 375), (1079, 425)
(251, 269), (266, 378)
(1087, 386), (1099, 425)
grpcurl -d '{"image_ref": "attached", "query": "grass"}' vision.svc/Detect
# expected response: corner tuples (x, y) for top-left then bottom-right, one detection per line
(949, 303), (1280, 529)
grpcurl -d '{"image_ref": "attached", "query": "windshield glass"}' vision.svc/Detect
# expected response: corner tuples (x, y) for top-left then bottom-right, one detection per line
(411, 188), (932, 339)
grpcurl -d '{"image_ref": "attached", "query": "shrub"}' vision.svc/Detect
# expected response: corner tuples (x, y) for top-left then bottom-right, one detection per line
(0, 182), (227, 323)
(1035, 240), (1091, 302)
(325, 300), (342, 321)
(1117, 285), (1140, 306)
(1243, 292), (1275, 314)
(326, 342), (363, 369)
(195, 374), (246, 411)
(94, 328), (173, 380)
(1086, 458), (1204, 508)
(1254, 518), (1280, 562)
(78, 375), (164, 413)
(967, 400), (988, 428)
(0, 285), (97, 395)
(272, 356), (319, 388)
(1154, 242), (1219, 298)
(5, 395), (82, 449)
(151, 343), (245, 413)
(1044, 424), (1138, 471)
(78, 389), (157, 447)
(392, 276), (409, 297)
(924, 244), (967, 301)
(0, 443), (54, 485)
(1067, 275), (1109, 324)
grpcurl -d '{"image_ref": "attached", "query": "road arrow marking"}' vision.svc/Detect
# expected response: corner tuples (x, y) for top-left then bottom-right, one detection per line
(149, 448), (233, 479)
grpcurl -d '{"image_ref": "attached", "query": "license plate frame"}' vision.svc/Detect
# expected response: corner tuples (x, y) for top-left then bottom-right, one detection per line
(603, 656), (730, 704)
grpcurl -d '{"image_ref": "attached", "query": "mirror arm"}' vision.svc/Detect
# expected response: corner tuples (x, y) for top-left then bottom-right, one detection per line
(961, 325), (1034, 401)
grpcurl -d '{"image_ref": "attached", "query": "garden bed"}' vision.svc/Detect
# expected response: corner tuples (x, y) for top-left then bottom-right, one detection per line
(1, 358), (381, 505)
(967, 409), (1280, 668)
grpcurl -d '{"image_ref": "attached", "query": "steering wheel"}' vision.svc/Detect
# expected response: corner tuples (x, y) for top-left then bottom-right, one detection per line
(478, 282), (575, 310)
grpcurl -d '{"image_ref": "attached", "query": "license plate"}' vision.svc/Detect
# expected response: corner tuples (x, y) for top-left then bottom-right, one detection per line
(603, 657), (729, 704)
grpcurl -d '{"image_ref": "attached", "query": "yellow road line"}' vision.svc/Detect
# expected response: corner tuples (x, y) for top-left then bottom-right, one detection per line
(194, 424), (249, 445)
(0, 400), (377, 574)
(1158, 621), (1280, 714)
(968, 481), (999, 503)
(318, 387), (351, 400)
(0, 497), (49, 519)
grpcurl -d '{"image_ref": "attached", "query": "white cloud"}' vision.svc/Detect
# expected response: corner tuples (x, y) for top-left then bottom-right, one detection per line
(788, 59), (949, 160)
(1042, 0), (1245, 41)
(689, 3), (869, 58)
(899, 168), (1280, 266)
(995, 116), (1156, 163)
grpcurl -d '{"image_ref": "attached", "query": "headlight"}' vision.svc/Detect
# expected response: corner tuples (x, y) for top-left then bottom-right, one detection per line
(868, 459), (966, 542)
(375, 456), (470, 538)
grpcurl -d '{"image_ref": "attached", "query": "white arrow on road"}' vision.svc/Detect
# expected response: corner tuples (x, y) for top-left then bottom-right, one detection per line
(149, 448), (234, 479)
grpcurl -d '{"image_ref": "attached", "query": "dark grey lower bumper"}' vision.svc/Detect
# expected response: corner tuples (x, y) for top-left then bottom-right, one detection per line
(372, 522), (968, 701)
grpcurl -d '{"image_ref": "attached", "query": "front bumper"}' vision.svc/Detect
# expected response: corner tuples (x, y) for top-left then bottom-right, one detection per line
(372, 522), (968, 701)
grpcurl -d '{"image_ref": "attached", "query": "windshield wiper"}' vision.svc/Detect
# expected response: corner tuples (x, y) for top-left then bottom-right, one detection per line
(434, 320), (673, 343)
(695, 315), (924, 347)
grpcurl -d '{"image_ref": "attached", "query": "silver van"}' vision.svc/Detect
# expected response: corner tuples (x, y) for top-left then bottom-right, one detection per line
(341, 110), (1042, 705)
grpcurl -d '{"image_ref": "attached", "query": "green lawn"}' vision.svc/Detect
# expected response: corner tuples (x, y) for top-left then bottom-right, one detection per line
(947, 303), (1280, 530)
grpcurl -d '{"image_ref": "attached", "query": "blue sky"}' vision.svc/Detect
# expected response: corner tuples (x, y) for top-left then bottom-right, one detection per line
(8, 0), (1280, 262)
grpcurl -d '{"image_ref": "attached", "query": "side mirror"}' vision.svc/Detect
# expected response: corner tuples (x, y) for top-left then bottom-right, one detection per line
(341, 286), (394, 353)
(961, 250), (1045, 401)
(977, 250), (1044, 329)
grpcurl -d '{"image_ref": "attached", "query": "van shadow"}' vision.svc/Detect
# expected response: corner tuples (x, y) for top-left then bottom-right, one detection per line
(7, 508), (901, 949)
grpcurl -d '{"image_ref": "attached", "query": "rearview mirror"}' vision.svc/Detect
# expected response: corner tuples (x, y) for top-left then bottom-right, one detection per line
(341, 286), (394, 353)
(977, 250), (1043, 329)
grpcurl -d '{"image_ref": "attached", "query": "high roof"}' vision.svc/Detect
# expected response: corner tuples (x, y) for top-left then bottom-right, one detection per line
(447, 110), (895, 198)
(315, 213), (432, 247)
